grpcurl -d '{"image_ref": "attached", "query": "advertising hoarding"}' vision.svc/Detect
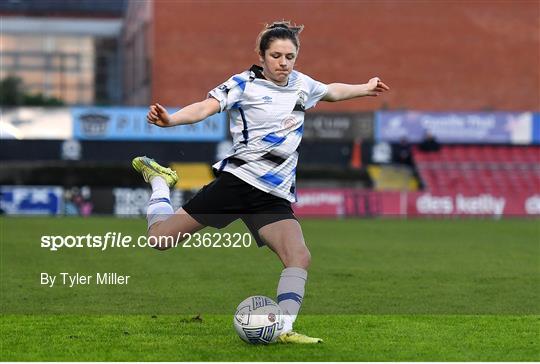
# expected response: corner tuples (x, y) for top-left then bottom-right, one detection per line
(72, 107), (227, 141)
(376, 111), (534, 144)
(0, 186), (63, 215)
(2, 186), (538, 217)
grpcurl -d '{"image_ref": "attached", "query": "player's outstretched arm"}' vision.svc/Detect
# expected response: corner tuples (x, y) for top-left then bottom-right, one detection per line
(322, 77), (390, 102)
(146, 98), (221, 127)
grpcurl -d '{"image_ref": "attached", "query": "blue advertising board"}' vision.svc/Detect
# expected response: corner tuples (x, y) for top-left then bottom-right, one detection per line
(72, 107), (227, 141)
(0, 186), (63, 215)
(375, 111), (534, 144)
(533, 113), (540, 145)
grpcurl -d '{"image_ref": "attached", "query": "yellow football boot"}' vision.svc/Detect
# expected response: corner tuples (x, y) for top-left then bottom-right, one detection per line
(132, 156), (178, 188)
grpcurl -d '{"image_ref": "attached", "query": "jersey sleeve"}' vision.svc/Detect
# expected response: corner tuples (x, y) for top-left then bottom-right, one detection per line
(208, 74), (248, 112)
(302, 73), (328, 109)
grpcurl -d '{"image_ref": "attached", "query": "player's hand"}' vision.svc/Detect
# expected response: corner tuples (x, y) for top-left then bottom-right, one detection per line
(365, 77), (390, 96)
(146, 103), (171, 127)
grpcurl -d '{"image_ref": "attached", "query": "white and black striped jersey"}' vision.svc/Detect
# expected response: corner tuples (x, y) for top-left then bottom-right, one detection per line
(209, 65), (328, 203)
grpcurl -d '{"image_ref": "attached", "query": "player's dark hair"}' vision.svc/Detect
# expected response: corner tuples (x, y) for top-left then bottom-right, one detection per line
(256, 20), (304, 55)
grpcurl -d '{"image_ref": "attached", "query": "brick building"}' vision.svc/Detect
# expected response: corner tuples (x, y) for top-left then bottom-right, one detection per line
(123, 0), (539, 111)
(0, 0), (125, 105)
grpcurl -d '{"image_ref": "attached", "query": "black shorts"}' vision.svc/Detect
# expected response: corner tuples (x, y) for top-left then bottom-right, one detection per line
(183, 172), (297, 246)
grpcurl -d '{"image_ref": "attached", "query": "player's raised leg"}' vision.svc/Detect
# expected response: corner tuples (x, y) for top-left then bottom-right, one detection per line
(258, 219), (323, 344)
(132, 156), (203, 249)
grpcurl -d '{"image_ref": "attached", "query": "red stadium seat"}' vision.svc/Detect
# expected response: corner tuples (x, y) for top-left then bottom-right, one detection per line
(412, 145), (540, 194)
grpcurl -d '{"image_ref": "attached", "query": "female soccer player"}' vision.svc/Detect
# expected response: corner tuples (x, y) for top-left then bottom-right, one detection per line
(133, 21), (389, 344)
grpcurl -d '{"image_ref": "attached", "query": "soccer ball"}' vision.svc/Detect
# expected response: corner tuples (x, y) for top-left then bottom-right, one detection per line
(233, 295), (284, 344)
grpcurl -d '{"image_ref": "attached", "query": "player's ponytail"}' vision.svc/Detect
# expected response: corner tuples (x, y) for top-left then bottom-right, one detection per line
(256, 20), (304, 55)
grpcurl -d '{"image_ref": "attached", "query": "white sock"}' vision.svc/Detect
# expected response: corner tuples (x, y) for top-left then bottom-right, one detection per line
(277, 267), (307, 333)
(147, 176), (173, 228)
(150, 176), (170, 199)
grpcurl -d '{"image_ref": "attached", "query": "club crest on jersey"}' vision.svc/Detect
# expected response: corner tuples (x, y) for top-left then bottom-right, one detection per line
(296, 90), (307, 109)
(283, 115), (299, 130)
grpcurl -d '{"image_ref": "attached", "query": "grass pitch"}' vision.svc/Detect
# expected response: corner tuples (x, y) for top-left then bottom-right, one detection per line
(1, 217), (539, 361)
